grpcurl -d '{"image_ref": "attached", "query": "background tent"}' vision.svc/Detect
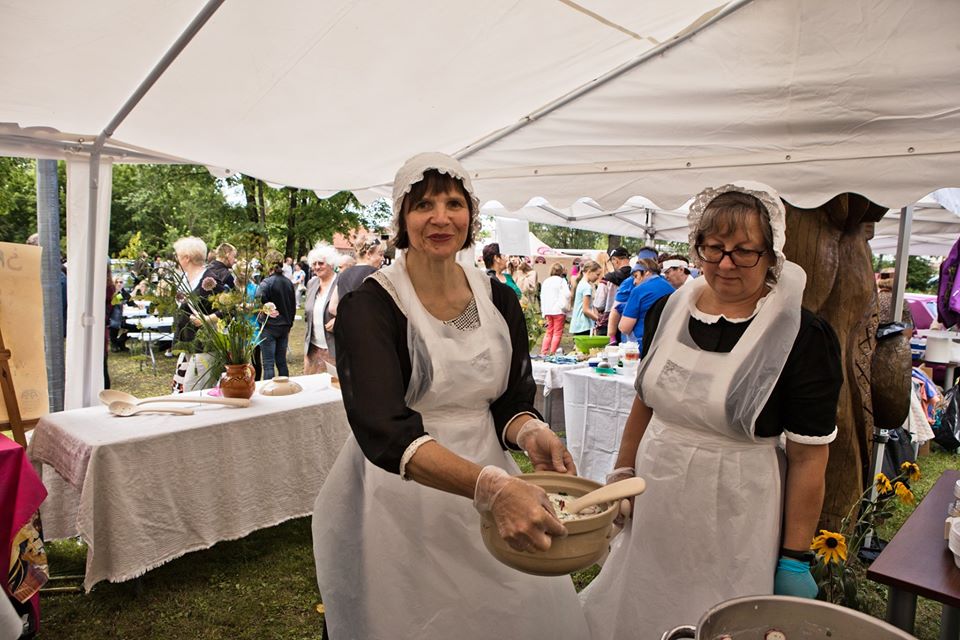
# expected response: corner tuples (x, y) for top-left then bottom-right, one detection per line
(1, 0), (959, 406)
(870, 191), (960, 257)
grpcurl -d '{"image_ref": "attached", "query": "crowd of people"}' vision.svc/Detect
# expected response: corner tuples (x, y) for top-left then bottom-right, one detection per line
(477, 239), (700, 356)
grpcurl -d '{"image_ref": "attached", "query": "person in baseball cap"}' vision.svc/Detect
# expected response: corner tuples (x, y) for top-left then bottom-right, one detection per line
(602, 247), (632, 343)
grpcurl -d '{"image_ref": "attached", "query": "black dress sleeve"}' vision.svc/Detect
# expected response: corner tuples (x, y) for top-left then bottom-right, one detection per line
(334, 280), (426, 474)
(489, 279), (543, 450)
(641, 294), (671, 359)
(771, 311), (843, 440)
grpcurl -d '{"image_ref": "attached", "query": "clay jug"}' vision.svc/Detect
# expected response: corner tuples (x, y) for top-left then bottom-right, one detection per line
(220, 363), (256, 399)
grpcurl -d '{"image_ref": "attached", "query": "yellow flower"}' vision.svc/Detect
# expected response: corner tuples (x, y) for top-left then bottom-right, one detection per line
(899, 461), (921, 482)
(875, 473), (893, 495)
(894, 481), (915, 505)
(811, 530), (848, 564)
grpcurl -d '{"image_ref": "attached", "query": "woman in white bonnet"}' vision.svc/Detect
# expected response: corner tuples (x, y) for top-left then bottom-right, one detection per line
(580, 183), (843, 638)
(311, 152), (588, 639)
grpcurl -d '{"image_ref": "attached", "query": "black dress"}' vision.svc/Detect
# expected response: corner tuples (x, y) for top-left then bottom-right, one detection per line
(333, 275), (540, 473)
(642, 294), (843, 440)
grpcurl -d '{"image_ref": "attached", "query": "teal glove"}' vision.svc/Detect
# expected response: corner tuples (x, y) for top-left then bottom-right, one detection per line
(773, 557), (818, 598)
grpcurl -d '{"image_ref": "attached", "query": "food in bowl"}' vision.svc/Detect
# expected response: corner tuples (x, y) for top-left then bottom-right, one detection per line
(548, 492), (606, 521)
(479, 472), (618, 576)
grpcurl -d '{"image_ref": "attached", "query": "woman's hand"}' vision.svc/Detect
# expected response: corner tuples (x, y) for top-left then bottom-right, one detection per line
(324, 317), (335, 331)
(474, 466), (567, 551)
(606, 466), (636, 525)
(516, 419), (577, 475)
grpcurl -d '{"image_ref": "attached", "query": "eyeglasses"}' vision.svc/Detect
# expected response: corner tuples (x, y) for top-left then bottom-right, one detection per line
(695, 244), (767, 267)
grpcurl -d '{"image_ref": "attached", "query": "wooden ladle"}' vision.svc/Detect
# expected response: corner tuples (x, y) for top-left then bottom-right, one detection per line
(108, 401), (195, 417)
(98, 389), (251, 408)
(565, 477), (647, 514)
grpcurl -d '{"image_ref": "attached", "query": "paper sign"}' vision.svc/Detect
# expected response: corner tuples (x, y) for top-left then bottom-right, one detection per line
(0, 243), (49, 423)
(494, 217), (532, 256)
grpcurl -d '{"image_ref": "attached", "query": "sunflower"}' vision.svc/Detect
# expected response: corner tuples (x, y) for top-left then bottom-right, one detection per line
(894, 481), (915, 506)
(875, 473), (893, 495)
(900, 461), (921, 482)
(811, 530), (848, 564)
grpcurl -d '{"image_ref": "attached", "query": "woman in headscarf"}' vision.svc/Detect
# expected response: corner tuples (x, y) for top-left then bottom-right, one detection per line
(312, 152), (588, 640)
(580, 183), (843, 638)
(302, 243), (339, 373)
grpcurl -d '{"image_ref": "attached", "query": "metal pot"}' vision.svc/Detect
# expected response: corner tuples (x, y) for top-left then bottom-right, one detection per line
(660, 595), (917, 640)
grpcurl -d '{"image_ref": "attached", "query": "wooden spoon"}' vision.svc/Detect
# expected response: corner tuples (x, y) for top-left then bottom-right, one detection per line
(99, 389), (250, 408)
(565, 477), (646, 514)
(108, 401), (194, 417)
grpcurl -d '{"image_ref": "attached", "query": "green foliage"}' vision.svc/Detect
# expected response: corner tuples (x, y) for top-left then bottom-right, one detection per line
(872, 255), (937, 293)
(110, 164), (238, 256)
(0, 157), (37, 243)
(117, 230), (143, 260)
(354, 198), (393, 234)
(529, 223), (607, 251)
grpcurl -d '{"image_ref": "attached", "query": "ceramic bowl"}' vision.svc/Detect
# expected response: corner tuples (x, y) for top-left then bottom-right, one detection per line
(259, 376), (303, 396)
(479, 471), (617, 576)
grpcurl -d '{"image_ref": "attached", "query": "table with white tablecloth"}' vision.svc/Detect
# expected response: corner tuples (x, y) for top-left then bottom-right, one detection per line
(28, 374), (350, 591)
(530, 360), (589, 428)
(562, 367), (639, 483)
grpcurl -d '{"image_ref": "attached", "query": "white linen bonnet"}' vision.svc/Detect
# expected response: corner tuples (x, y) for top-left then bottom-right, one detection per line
(391, 152), (481, 242)
(687, 181), (787, 281)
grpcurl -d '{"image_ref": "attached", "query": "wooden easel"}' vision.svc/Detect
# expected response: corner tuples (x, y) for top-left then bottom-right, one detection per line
(0, 324), (37, 448)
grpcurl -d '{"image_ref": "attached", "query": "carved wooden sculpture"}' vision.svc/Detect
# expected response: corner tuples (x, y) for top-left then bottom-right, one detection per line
(783, 194), (910, 530)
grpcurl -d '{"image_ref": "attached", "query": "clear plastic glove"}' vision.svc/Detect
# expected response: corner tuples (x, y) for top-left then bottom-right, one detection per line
(473, 465), (567, 551)
(516, 419), (577, 475)
(605, 466), (636, 525)
(773, 557), (819, 598)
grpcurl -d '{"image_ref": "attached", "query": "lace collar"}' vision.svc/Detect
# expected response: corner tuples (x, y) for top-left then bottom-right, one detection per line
(689, 290), (771, 325)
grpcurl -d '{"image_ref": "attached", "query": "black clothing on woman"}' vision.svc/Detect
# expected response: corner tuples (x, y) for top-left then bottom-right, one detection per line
(641, 294), (842, 439)
(334, 277), (540, 474)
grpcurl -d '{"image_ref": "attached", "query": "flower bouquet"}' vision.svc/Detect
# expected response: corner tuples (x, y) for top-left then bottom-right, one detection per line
(810, 461), (920, 609)
(148, 263), (271, 395)
(521, 297), (546, 352)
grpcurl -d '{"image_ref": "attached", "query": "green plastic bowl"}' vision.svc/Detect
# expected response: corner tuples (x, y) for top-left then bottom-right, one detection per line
(573, 335), (610, 353)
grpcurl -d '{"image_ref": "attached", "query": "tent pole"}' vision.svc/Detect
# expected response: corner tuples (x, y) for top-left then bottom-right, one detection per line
(77, 0), (226, 405)
(456, 0), (756, 161)
(37, 159), (64, 412)
(891, 205), (913, 322)
(862, 204), (914, 552)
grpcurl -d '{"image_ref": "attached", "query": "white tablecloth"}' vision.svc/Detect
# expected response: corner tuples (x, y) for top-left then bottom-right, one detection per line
(125, 316), (174, 330)
(562, 367), (638, 483)
(28, 374), (350, 591)
(531, 360), (589, 395)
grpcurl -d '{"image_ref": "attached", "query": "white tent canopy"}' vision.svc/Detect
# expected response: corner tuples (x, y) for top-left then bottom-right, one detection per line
(871, 193), (960, 257)
(482, 197), (693, 243)
(2, 0), (958, 407)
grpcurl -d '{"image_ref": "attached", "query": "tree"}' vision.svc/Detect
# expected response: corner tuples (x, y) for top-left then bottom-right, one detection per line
(110, 164), (238, 256)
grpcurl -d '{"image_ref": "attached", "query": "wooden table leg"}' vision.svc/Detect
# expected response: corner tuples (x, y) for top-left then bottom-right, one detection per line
(941, 604), (960, 640)
(886, 586), (917, 632)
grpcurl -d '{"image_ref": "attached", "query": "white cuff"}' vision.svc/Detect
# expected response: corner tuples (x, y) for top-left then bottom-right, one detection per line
(501, 412), (539, 450)
(399, 435), (436, 480)
(784, 426), (837, 445)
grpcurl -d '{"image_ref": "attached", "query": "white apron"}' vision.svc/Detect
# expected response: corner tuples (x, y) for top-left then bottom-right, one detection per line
(580, 262), (806, 640)
(313, 254), (589, 640)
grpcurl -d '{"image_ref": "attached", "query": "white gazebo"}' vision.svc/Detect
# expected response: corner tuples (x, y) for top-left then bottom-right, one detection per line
(2, 0), (958, 406)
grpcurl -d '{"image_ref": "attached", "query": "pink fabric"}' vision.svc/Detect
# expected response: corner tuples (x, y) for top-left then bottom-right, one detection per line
(541, 314), (566, 355)
(0, 436), (47, 629)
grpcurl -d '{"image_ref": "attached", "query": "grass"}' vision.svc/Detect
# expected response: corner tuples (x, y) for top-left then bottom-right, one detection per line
(31, 319), (960, 639)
